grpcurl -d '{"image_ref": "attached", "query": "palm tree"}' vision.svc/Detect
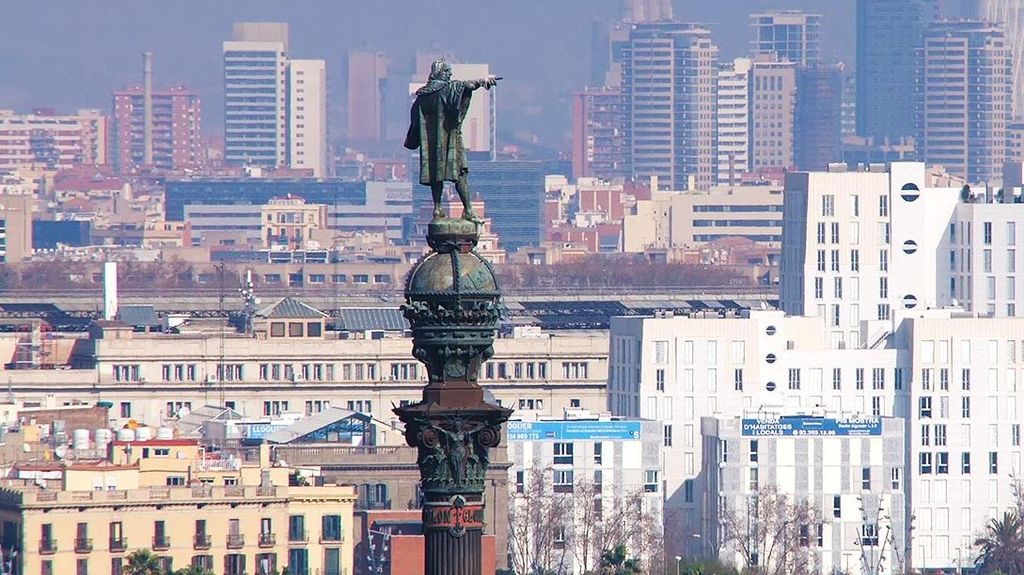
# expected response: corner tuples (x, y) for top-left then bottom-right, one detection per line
(593, 545), (642, 574)
(121, 549), (163, 575)
(974, 511), (1024, 574)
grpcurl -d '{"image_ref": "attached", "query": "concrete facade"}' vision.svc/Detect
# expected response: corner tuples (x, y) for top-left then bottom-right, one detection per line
(287, 59), (328, 178)
(702, 416), (907, 574)
(623, 22), (718, 190)
(223, 23), (289, 168)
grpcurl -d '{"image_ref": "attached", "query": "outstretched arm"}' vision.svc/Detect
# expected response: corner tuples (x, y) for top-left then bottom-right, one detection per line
(463, 75), (500, 91)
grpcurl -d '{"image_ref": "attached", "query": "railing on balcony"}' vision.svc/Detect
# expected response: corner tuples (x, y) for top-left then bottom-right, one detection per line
(258, 533), (276, 547)
(357, 498), (392, 510)
(193, 534), (211, 550)
(39, 539), (56, 554)
(288, 529), (307, 543)
(226, 533), (245, 549)
(74, 537), (92, 552)
(153, 535), (170, 550)
(109, 537), (127, 552)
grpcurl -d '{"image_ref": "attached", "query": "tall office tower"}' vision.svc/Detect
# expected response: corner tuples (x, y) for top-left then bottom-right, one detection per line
(749, 10), (821, 68)
(972, 0), (1024, 119)
(111, 85), (203, 174)
(624, 22), (719, 190)
(451, 63), (496, 155)
(918, 20), (1011, 184)
(223, 22), (288, 168)
(572, 88), (629, 181)
(622, 0), (672, 22)
(347, 50), (389, 142)
(840, 74), (857, 137)
(856, 0), (938, 140)
(716, 58), (751, 185)
(287, 59), (328, 177)
(747, 55), (796, 172)
(794, 64), (844, 171)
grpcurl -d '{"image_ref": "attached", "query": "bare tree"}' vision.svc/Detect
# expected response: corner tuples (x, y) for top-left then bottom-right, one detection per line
(719, 485), (823, 575)
(568, 479), (602, 573)
(565, 482), (664, 575)
(508, 468), (572, 575)
(509, 473), (665, 575)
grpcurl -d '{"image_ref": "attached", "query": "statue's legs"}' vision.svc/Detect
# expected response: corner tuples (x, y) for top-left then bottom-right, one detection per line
(455, 173), (482, 223)
(430, 182), (445, 219)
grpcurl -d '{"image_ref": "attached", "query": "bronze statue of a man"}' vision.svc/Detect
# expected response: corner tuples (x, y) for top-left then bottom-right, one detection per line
(405, 59), (498, 222)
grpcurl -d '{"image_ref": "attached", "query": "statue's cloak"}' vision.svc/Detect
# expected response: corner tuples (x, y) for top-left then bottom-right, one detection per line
(404, 80), (474, 185)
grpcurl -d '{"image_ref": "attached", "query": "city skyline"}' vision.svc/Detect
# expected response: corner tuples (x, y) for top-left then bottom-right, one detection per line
(0, 0), (857, 148)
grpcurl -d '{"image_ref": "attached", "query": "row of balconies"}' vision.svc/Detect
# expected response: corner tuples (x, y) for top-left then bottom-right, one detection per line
(43, 531), (344, 554)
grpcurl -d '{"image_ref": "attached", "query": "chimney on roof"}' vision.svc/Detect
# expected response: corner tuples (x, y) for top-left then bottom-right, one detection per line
(103, 262), (118, 321)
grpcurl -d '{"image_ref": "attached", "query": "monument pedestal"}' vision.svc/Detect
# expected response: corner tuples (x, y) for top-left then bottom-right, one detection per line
(394, 219), (511, 575)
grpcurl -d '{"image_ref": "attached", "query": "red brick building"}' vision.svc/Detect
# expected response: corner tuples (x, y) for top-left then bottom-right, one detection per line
(354, 510), (497, 575)
(111, 85), (203, 174)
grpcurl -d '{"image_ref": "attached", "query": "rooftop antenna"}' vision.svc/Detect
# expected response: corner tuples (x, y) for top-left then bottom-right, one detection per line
(239, 269), (256, 336)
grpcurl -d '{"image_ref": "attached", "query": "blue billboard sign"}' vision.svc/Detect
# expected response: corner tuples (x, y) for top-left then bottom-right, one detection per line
(740, 417), (882, 437)
(506, 420), (642, 441)
(244, 423), (288, 439)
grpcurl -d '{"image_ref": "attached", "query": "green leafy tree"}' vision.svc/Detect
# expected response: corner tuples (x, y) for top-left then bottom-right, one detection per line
(974, 511), (1024, 574)
(121, 549), (162, 575)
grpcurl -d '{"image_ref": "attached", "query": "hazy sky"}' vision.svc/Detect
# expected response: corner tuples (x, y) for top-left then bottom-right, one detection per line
(0, 1), (856, 149)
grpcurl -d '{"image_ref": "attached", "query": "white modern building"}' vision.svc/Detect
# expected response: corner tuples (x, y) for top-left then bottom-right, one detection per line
(223, 22), (289, 168)
(507, 416), (663, 575)
(716, 58), (751, 185)
(702, 415), (907, 575)
(287, 59), (328, 177)
(611, 307), (1024, 571)
(223, 23), (327, 175)
(783, 162), (1024, 333)
(611, 161), (1024, 571)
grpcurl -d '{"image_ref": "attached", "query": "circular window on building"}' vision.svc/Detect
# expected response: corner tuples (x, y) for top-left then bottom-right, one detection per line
(765, 353), (777, 364)
(903, 294), (918, 309)
(765, 325), (777, 336)
(766, 381), (777, 391)
(900, 183), (920, 202)
(902, 240), (918, 254)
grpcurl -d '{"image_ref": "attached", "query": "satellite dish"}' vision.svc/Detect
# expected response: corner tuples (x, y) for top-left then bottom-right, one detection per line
(759, 301), (769, 310)
(54, 446), (67, 460)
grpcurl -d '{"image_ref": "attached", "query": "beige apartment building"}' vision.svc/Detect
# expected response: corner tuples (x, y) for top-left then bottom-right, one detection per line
(0, 434), (355, 575)
(623, 184), (783, 251)
(0, 481), (354, 575)
(0, 303), (608, 428)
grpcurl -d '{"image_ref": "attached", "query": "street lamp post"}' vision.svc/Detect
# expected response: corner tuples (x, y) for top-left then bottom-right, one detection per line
(675, 555), (682, 575)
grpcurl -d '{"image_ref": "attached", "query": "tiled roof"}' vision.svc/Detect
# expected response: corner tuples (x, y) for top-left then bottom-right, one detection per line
(335, 307), (406, 331)
(256, 297), (327, 319)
